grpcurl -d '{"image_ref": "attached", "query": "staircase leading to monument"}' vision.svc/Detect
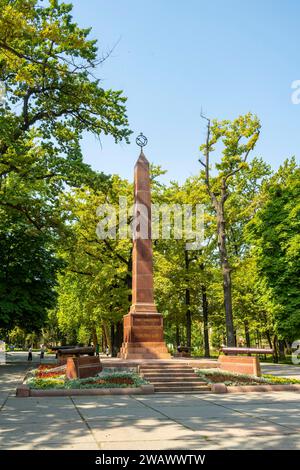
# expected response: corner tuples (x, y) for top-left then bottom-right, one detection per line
(139, 363), (211, 393)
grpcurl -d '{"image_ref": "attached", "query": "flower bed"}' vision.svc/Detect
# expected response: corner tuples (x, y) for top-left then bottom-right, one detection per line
(37, 364), (56, 371)
(196, 368), (300, 386)
(25, 369), (148, 390)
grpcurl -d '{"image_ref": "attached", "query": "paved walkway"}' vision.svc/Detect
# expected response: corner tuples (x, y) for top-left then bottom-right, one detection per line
(0, 361), (300, 450)
(261, 363), (300, 380)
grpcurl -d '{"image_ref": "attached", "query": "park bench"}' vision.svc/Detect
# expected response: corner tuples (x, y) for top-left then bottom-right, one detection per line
(219, 347), (274, 377)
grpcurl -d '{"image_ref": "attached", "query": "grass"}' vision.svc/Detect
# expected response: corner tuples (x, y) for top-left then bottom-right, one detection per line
(196, 368), (300, 386)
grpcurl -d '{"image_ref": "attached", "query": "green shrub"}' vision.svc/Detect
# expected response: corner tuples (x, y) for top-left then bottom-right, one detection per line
(26, 371), (149, 390)
(26, 377), (65, 389)
(195, 368), (300, 386)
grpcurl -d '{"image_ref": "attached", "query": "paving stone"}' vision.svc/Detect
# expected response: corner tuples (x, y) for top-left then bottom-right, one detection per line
(203, 433), (300, 450)
(0, 443), (99, 450)
(192, 391), (300, 404)
(76, 404), (163, 421)
(0, 421), (95, 446)
(88, 418), (196, 443)
(178, 415), (294, 436)
(147, 404), (239, 419)
(101, 438), (215, 450)
(72, 396), (144, 407)
(134, 395), (210, 407)
(1, 361), (300, 450)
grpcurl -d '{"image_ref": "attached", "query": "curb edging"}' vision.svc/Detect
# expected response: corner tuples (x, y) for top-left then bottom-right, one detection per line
(211, 382), (300, 394)
(16, 383), (155, 397)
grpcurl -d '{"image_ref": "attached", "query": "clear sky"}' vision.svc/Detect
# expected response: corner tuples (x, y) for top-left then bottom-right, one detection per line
(71, 0), (300, 183)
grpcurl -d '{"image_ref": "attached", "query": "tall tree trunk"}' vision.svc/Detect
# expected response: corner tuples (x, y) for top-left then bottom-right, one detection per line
(92, 327), (98, 348)
(273, 335), (279, 363)
(186, 289), (191, 349)
(110, 323), (116, 357)
(265, 330), (273, 349)
(202, 285), (210, 357)
(216, 202), (235, 347)
(185, 251), (192, 349)
(176, 323), (180, 347)
(102, 323), (111, 350)
(278, 340), (286, 361)
(244, 321), (251, 348)
(116, 321), (123, 351)
(265, 330), (277, 363)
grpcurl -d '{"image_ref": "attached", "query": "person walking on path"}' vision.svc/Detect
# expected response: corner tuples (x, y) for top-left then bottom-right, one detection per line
(40, 345), (45, 361)
(28, 346), (33, 361)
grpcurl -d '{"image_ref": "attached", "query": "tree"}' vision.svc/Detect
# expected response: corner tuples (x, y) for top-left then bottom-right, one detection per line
(54, 175), (133, 352)
(0, 211), (62, 330)
(152, 175), (212, 354)
(199, 113), (260, 346)
(0, 0), (130, 228)
(0, 0), (131, 335)
(248, 159), (300, 343)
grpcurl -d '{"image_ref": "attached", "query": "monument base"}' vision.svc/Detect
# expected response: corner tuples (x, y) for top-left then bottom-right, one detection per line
(118, 312), (171, 359)
(218, 355), (261, 377)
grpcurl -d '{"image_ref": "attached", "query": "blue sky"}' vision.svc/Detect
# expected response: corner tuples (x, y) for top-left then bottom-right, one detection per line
(71, 0), (300, 183)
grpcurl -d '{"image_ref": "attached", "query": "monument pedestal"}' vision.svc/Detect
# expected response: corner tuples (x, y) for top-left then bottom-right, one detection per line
(119, 312), (170, 359)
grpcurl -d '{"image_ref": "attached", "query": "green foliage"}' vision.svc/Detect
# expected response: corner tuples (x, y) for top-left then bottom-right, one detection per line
(26, 371), (148, 389)
(0, 0), (131, 332)
(196, 368), (300, 385)
(54, 177), (133, 344)
(0, 0), (131, 181)
(248, 159), (300, 341)
(0, 212), (62, 329)
(26, 376), (65, 389)
(0, 0), (126, 234)
(262, 374), (300, 385)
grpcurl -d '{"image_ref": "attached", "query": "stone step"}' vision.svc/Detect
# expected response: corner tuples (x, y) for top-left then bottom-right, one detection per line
(139, 365), (196, 370)
(142, 376), (204, 382)
(140, 368), (195, 373)
(120, 343), (168, 346)
(155, 389), (211, 394)
(139, 367), (197, 375)
(141, 370), (198, 375)
(154, 385), (211, 393)
(151, 380), (207, 386)
(139, 369), (196, 377)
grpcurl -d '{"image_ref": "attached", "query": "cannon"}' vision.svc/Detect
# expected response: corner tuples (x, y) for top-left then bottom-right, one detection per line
(55, 346), (101, 378)
(57, 346), (95, 357)
(56, 346), (95, 365)
(219, 347), (274, 376)
(221, 347), (274, 356)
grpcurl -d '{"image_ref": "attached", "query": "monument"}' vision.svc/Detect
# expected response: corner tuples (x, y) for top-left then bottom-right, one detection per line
(119, 134), (171, 359)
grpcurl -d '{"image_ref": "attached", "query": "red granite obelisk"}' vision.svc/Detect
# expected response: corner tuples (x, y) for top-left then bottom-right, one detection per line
(119, 143), (170, 359)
